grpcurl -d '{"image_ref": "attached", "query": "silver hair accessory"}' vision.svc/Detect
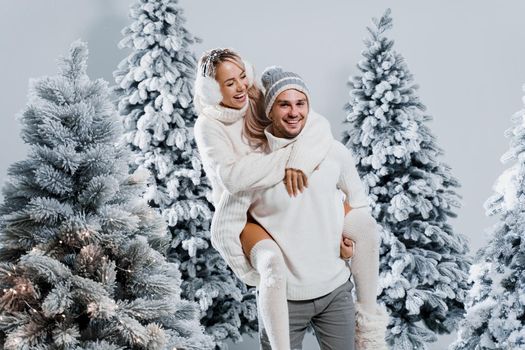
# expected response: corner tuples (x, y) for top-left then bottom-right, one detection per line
(201, 48), (228, 78)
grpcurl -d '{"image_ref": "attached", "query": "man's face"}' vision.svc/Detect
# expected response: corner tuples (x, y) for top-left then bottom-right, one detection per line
(268, 89), (308, 139)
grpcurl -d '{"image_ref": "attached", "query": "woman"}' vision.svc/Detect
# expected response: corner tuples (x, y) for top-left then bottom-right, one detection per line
(193, 49), (358, 349)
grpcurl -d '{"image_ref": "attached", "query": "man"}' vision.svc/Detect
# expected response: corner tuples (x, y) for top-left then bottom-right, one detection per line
(212, 67), (388, 349)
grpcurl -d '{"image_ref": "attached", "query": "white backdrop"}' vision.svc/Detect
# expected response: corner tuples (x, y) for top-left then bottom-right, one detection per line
(2, 1), (525, 348)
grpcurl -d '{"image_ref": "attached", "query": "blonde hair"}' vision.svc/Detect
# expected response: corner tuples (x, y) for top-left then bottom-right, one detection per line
(197, 48), (270, 150)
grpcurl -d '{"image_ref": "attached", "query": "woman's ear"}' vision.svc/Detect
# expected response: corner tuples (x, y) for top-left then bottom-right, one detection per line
(194, 75), (223, 106)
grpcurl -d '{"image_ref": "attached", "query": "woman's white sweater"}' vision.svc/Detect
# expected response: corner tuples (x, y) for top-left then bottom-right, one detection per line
(193, 100), (333, 206)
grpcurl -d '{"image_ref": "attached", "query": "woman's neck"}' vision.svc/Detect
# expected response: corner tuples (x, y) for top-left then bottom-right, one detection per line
(206, 100), (249, 123)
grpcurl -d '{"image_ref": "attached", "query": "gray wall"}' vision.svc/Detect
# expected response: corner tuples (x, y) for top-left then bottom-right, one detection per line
(2, 1), (525, 349)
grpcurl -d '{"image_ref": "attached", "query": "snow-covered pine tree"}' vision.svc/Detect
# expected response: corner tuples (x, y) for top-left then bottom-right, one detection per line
(450, 87), (525, 350)
(113, 0), (257, 347)
(342, 9), (471, 349)
(0, 41), (213, 350)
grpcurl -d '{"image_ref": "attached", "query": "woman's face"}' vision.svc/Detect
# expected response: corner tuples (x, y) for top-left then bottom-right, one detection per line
(215, 59), (248, 109)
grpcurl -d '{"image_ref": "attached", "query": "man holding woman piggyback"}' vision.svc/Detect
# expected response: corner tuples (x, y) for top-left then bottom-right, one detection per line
(193, 48), (388, 350)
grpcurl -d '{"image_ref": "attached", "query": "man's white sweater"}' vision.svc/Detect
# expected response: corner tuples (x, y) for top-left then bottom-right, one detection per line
(194, 100), (334, 289)
(212, 128), (372, 300)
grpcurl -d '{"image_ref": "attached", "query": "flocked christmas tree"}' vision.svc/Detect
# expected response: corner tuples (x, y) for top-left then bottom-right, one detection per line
(342, 9), (472, 349)
(0, 41), (213, 350)
(113, 0), (257, 347)
(450, 86), (525, 350)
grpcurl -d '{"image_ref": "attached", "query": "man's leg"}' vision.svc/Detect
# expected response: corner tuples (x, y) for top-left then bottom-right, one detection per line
(258, 296), (315, 350)
(310, 280), (356, 350)
(288, 299), (315, 349)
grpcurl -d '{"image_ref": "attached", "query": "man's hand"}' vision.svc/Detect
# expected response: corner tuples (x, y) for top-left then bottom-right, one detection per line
(340, 236), (354, 260)
(284, 169), (308, 197)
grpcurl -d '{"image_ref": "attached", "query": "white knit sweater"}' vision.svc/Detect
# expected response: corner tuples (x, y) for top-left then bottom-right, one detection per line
(194, 100), (333, 205)
(211, 128), (372, 299)
(194, 99), (334, 285)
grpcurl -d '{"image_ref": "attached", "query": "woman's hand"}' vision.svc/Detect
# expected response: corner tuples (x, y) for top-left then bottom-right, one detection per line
(340, 236), (355, 261)
(284, 169), (308, 197)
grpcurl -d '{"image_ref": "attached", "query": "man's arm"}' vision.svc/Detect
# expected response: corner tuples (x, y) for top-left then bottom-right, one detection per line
(335, 142), (383, 316)
(335, 141), (379, 241)
(336, 141), (370, 210)
(194, 117), (292, 194)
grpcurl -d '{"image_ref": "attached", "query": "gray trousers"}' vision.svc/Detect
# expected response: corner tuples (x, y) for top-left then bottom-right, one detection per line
(258, 280), (356, 350)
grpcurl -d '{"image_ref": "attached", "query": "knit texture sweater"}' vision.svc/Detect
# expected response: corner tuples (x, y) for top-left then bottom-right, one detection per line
(212, 129), (372, 300)
(194, 100), (334, 286)
(194, 101), (333, 205)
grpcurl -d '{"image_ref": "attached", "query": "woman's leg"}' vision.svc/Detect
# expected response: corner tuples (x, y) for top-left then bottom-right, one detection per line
(241, 219), (290, 350)
(342, 202), (388, 349)
(342, 203), (380, 309)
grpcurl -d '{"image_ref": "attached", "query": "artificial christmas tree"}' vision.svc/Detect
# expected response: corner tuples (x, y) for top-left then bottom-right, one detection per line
(450, 86), (525, 350)
(0, 41), (213, 350)
(113, 0), (257, 347)
(342, 9), (471, 349)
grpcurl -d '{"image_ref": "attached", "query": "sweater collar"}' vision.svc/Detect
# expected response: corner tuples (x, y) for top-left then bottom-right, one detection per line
(196, 95), (249, 124)
(264, 126), (297, 152)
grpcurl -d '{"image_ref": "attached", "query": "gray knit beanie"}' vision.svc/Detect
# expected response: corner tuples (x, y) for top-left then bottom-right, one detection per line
(261, 66), (310, 118)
